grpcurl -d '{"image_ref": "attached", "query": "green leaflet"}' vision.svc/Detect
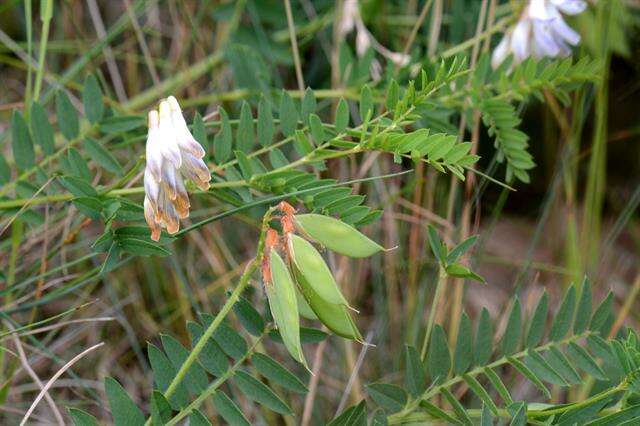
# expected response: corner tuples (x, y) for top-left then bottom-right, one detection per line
(186, 321), (229, 376)
(104, 377), (145, 426)
(453, 312), (473, 375)
(427, 325), (451, 383)
(502, 298), (522, 355)
(233, 370), (292, 415)
(83, 74), (104, 123)
(160, 334), (207, 394)
(574, 278), (593, 334)
(475, 308), (493, 366)
(147, 343), (189, 408)
(11, 110), (35, 170)
(56, 90), (79, 140)
(367, 383), (407, 413)
(359, 84), (373, 120)
(214, 107), (232, 162)
(257, 97), (275, 146)
(212, 391), (250, 426)
(404, 345), (427, 397)
(84, 138), (122, 174)
(279, 90), (298, 136)
(233, 296), (265, 336)
(69, 408), (99, 426)
(309, 113), (325, 143)
(237, 101), (254, 153)
(30, 101), (55, 155)
(301, 87), (316, 124)
(192, 112), (208, 154)
(253, 352), (308, 394)
(189, 409), (211, 426)
(335, 98), (350, 134)
(462, 374), (498, 416)
(150, 391), (172, 426)
(526, 292), (548, 348)
(329, 401), (367, 426)
(550, 285), (576, 341)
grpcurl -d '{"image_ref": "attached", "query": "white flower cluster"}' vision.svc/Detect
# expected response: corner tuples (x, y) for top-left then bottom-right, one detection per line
(144, 96), (210, 241)
(339, 0), (410, 78)
(492, 0), (587, 69)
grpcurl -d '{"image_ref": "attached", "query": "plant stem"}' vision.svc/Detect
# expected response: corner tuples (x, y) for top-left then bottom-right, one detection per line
(33, 0), (53, 101)
(420, 265), (447, 360)
(581, 1), (611, 275)
(161, 208), (275, 400)
(284, 0), (305, 93)
(23, 0), (33, 113)
(164, 334), (266, 425)
(528, 382), (626, 418)
(394, 330), (596, 424)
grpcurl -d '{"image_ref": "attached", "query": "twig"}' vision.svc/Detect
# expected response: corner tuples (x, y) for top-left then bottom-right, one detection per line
(301, 339), (328, 426)
(335, 330), (375, 414)
(284, 0), (306, 92)
(86, 0), (128, 102)
(7, 322), (65, 425)
(123, 0), (160, 85)
(19, 342), (104, 425)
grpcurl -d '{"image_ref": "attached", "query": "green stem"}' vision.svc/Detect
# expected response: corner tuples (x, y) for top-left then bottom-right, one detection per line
(440, 17), (510, 59)
(528, 382), (626, 418)
(392, 331), (596, 424)
(24, 0), (33, 112)
(420, 266), (447, 360)
(33, 0), (53, 101)
(161, 208), (275, 400)
(164, 334), (266, 425)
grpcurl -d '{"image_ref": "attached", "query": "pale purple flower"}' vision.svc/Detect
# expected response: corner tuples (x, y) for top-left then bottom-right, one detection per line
(492, 0), (587, 68)
(144, 97), (210, 241)
(338, 0), (410, 73)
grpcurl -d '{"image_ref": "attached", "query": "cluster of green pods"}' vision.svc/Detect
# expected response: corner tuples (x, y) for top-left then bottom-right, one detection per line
(264, 212), (384, 365)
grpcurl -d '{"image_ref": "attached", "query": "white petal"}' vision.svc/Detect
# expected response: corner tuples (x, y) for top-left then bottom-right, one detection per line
(173, 176), (190, 219)
(356, 28), (371, 57)
(387, 52), (410, 67)
(370, 59), (382, 82)
(339, 0), (358, 36)
(551, 0), (587, 15)
(144, 197), (162, 241)
(144, 168), (160, 204)
(529, 0), (554, 20)
(181, 152), (211, 183)
(168, 96), (206, 158)
(160, 163), (179, 200)
(550, 16), (581, 45)
(491, 34), (511, 68)
(145, 111), (164, 180)
(533, 21), (561, 57)
(511, 19), (532, 63)
(158, 100), (182, 168)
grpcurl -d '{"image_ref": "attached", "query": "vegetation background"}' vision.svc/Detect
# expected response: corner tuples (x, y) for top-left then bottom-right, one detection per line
(1, 0), (640, 424)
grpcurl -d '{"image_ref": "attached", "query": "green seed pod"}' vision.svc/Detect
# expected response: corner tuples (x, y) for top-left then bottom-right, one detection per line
(293, 266), (362, 341)
(294, 214), (384, 258)
(296, 287), (317, 320)
(267, 250), (306, 365)
(290, 234), (350, 306)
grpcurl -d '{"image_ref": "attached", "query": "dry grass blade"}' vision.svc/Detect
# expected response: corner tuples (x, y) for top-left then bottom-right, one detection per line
(19, 342), (105, 426)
